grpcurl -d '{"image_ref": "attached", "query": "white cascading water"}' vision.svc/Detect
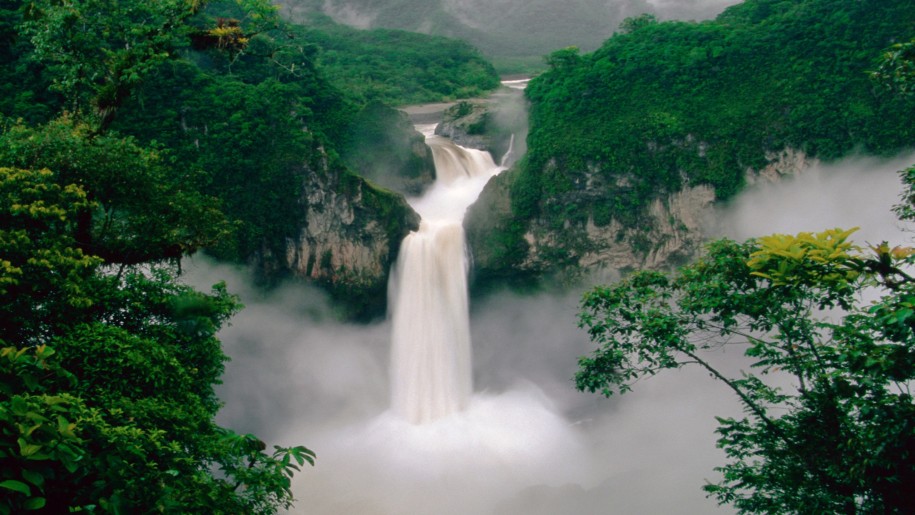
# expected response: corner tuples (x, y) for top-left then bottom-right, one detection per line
(279, 118), (596, 515)
(389, 129), (502, 424)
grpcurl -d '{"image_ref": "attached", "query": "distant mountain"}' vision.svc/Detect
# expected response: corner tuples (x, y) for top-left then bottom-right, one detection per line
(276, 0), (741, 69)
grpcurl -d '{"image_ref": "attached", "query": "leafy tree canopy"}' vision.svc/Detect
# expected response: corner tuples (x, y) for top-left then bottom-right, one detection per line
(0, 166), (315, 513)
(577, 197), (915, 512)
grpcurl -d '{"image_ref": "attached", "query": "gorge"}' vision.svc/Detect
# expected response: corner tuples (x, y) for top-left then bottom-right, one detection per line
(204, 147), (914, 514)
(3, 0), (915, 512)
(198, 61), (915, 507)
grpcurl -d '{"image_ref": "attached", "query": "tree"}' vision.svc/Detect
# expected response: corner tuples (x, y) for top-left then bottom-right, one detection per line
(0, 118), (232, 266)
(0, 167), (314, 513)
(871, 38), (915, 97)
(544, 46), (581, 70)
(576, 223), (915, 513)
(618, 13), (658, 34)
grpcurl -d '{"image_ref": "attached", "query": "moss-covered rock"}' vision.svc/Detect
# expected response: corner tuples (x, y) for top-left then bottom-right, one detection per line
(435, 88), (528, 167)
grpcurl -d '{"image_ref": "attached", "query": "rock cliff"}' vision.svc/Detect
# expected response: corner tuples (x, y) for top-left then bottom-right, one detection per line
(257, 145), (420, 318)
(465, 147), (814, 285)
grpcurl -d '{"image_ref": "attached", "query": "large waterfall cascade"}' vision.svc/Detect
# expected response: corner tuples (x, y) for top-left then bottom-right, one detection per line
(388, 129), (503, 424)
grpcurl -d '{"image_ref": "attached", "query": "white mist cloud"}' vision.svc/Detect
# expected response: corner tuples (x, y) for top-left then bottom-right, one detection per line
(647, 0), (743, 21)
(709, 151), (915, 245)
(183, 255), (738, 514)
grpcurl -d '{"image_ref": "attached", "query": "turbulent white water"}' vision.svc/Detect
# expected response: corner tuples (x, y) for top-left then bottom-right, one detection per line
(389, 133), (501, 424)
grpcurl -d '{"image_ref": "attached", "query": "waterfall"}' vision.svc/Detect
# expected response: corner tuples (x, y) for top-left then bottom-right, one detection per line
(388, 134), (502, 424)
(500, 133), (515, 167)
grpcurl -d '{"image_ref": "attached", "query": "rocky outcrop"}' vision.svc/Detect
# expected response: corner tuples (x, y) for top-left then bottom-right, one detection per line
(746, 148), (817, 185)
(465, 148), (810, 285)
(434, 91), (528, 168)
(258, 145), (420, 318)
(466, 177), (714, 282)
(577, 184), (716, 271)
(435, 101), (492, 150)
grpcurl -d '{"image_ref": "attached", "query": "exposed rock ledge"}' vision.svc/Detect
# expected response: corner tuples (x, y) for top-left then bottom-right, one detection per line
(466, 148), (812, 285)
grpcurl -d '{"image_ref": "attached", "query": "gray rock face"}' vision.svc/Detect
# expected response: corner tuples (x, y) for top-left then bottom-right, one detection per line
(258, 145), (420, 317)
(466, 148), (811, 283)
(434, 91), (528, 169)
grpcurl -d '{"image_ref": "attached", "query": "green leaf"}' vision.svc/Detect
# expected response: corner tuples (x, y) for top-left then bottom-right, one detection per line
(23, 497), (46, 510)
(21, 469), (45, 488)
(10, 397), (28, 416)
(0, 479), (31, 496)
(18, 439), (43, 458)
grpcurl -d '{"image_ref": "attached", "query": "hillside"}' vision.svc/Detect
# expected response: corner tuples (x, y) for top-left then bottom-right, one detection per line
(465, 0), (915, 286)
(293, 14), (499, 105)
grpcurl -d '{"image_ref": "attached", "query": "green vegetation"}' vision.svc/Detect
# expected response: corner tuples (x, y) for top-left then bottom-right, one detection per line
(295, 14), (499, 106)
(1, 166), (314, 512)
(514, 0), (915, 247)
(0, 0), (501, 508)
(575, 34), (915, 512)
(578, 220), (915, 512)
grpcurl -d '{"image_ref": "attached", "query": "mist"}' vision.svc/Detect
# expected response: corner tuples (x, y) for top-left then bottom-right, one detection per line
(647, 0), (743, 21)
(709, 151), (915, 245)
(183, 150), (914, 514)
(277, 0), (744, 60)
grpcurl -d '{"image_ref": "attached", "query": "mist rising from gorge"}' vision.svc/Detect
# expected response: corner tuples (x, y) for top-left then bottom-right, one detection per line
(709, 151), (915, 245)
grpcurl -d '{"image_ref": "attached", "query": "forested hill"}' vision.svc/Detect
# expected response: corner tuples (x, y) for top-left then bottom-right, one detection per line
(293, 13), (500, 105)
(466, 0), (915, 286)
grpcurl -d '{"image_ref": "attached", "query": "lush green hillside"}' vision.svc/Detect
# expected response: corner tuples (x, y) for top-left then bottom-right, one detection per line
(296, 14), (499, 105)
(106, 10), (497, 263)
(471, 0), (915, 283)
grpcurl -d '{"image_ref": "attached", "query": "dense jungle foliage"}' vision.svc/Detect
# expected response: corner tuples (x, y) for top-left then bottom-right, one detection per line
(515, 0), (915, 233)
(0, 0), (497, 511)
(293, 13), (499, 105)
